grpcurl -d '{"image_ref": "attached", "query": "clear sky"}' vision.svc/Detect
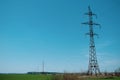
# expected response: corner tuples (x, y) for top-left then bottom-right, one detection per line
(0, 0), (120, 73)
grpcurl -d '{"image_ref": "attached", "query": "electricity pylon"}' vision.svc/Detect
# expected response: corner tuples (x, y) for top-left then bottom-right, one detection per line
(82, 6), (101, 75)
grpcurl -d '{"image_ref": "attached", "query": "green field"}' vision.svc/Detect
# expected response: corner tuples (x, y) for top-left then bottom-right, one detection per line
(0, 74), (120, 80)
(0, 74), (53, 80)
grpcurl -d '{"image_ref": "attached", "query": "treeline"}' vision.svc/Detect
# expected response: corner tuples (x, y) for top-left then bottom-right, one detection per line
(27, 72), (61, 75)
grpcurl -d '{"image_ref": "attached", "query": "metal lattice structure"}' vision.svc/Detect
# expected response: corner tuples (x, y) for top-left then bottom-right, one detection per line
(82, 6), (101, 75)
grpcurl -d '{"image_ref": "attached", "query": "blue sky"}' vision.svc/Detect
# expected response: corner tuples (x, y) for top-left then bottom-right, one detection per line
(0, 0), (120, 73)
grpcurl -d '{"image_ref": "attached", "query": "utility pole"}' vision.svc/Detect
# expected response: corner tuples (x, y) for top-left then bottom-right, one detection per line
(82, 6), (101, 75)
(42, 61), (44, 74)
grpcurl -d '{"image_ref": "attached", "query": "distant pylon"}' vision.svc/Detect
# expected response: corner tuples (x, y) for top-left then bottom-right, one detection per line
(42, 61), (44, 73)
(82, 6), (101, 75)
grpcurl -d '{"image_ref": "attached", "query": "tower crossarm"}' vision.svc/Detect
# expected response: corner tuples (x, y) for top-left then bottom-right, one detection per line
(82, 22), (101, 27)
(84, 6), (97, 18)
(84, 13), (97, 17)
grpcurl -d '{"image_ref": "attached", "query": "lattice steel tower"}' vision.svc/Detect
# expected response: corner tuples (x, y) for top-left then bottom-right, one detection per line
(82, 6), (101, 75)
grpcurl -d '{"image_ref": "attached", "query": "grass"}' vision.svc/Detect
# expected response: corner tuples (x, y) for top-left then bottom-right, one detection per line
(0, 74), (120, 80)
(0, 74), (53, 80)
